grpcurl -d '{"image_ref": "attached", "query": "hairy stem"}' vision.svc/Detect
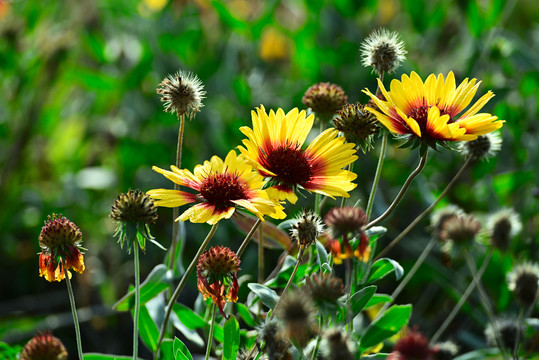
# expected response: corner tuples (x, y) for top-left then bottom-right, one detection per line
(65, 268), (84, 360)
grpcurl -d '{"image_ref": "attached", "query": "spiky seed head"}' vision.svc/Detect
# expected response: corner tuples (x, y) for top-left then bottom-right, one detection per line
(21, 331), (68, 360)
(487, 208), (522, 252)
(290, 210), (324, 247)
(305, 273), (344, 305)
(438, 213), (481, 246)
(507, 262), (539, 307)
(484, 318), (522, 350)
(430, 205), (464, 239)
(302, 82), (348, 119)
(197, 246), (241, 278)
(257, 320), (290, 360)
(110, 189), (158, 224)
(324, 206), (367, 240)
(276, 290), (316, 347)
(319, 328), (354, 360)
(333, 102), (380, 153)
(39, 214), (82, 249)
(156, 69), (205, 118)
(458, 132), (502, 161)
(360, 28), (407, 75)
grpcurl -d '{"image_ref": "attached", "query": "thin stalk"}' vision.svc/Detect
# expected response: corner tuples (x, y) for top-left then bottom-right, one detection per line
(169, 114), (186, 271)
(270, 245), (306, 320)
(340, 162), (355, 208)
(373, 156), (472, 261)
(258, 224), (264, 315)
(345, 258), (352, 332)
(431, 248), (493, 344)
(133, 243), (140, 360)
(156, 223), (219, 354)
(205, 303), (217, 360)
(367, 150), (428, 229)
(236, 218), (263, 258)
(310, 315), (324, 360)
(365, 131), (388, 220)
(513, 307), (524, 359)
(65, 268), (84, 360)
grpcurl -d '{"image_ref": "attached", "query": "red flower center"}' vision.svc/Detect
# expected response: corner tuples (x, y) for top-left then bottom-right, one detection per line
(199, 173), (247, 209)
(262, 144), (313, 186)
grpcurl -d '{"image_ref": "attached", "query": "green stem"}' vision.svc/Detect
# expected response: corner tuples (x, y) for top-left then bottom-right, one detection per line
(365, 131), (387, 219)
(65, 267), (84, 360)
(169, 114), (186, 271)
(514, 308), (524, 360)
(236, 218), (263, 258)
(205, 303), (217, 360)
(366, 150), (428, 229)
(431, 248), (493, 344)
(270, 245), (305, 320)
(345, 258), (352, 332)
(156, 222), (219, 355)
(258, 223), (264, 315)
(133, 243), (140, 360)
(374, 157), (471, 261)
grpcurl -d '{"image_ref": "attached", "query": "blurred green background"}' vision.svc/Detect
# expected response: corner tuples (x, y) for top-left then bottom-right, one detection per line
(1, 0), (538, 357)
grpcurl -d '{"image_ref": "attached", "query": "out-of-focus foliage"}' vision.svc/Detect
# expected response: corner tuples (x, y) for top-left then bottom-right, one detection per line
(1, 0), (537, 357)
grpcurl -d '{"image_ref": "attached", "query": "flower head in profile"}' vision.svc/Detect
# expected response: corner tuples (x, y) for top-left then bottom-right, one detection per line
(21, 331), (68, 360)
(305, 273), (344, 309)
(333, 102), (380, 153)
(290, 210), (324, 247)
(302, 82), (348, 120)
(360, 28), (406, 75)
(319, 328), (354, 360)
(484, 318), (522, 350)
(388, 330), (432, 360)
(197, 246), (240, 317)
(458, 132), (502, 161)
(276, 290), (317, 347)
(147, 150), (285, 225)
(238, 106), (358, 204)
(110, 189), (163, 253)
(506, 262), (539, 307)
(324, 206), (370, 263)
(363, 71), (504, 150)
(487, 208), (521, 252)
(156, 69), (205, 118)
(38, 214), (85, 282)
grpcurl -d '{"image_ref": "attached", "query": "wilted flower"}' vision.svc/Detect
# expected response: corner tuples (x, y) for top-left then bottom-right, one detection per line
(507, 262), (539, 307)
(487, 208), (522, 252)
(363, 71), (504, 150)
(319, 328), (354, 360)
(148, 150), (285, 224)
(21, 331), (68, 360)
(196, 246), (240, 317)
(326, 233), (371, 264)
(431, 341), (459, 360)
(38, 214), (85, 282)
(238, 106), (357, 204)
(156, 69), (205, 118)
(324, 206), (369, 262)
(110, 189), (161, 253)
(360, 28), (406, 75)
(388, 330), (432, 360)
(290, 210), (324, 247)
(458, 132), (502, 161)
(276, 290), (316, 347)
(302, 82), (348, 120)
(333, 102), (380, 153)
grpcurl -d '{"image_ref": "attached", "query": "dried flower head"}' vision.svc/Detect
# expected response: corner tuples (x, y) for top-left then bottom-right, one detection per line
(360, 28), (406, 75)
(458, 132), (502, 161)
(319, 328), (354, 360)
(21, 331), (68, 360)
(507, 262), (539, 307)
(197, 246), (241, 317)
(258, 320), (290, 360)
(430, 205), (464, 239)
(290, 210), (324, 247)
(302, 82), (348, 119)
(487, 208), (522, 252)
(431, 341), (459, 360)
(388, 330), (431, 360)
(276, 290), (316, 347)
(438, 213), (481, 246)
(111, 189), (161, 253)
(156, 69), (205, 118)
(484, 318), (522, 350)
(38, 214), (85, 282)
(333, 102), (380, 153)
(305, 273), (344, 307)
(324, 207), (369, 261)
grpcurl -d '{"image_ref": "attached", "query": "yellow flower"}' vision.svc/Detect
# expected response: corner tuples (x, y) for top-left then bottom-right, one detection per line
(363, 71), (504, 149)
(238, 106), (358, 204)
(147, 150), (285, 225)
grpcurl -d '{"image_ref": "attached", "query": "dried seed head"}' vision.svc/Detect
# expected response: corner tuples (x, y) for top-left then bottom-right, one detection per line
(305, 273), (344, 306)
(110, 189), (158, 224)
(360, 28), (406, 75)
(156, 69), (205, 118)
(302, 82), (348, 119)
(319, 328), (354, 360)
(388, 330), (431, 360)
(431, 341), (459, 360)
(276, 290), (316, 347)
(430, 205), (464, 239)
(333, 102), (380, 153)
(438, 213), (481, 246)
(290, 210), (324, 247)
(507, 262), (539, 307)
(487, 208), (522, 252)
(21, 331), (68, 360)
(324, 206), (367, 240)
(458, 132), (502, 161)
(39, 214), (82, 249)
(484, 318), (522, 350)
(258, 320), (290, 360)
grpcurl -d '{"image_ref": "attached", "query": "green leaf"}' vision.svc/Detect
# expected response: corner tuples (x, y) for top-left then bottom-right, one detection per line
(172, 303), (207, 329)
(360, 304), (412, 351)
(360, 354), (389, 359)
(113, 264), (172, 311)
(236, 303), (256, 327)
(347, 285), (377, 319)
(365, 294), (393, 309)
(138, 305), (159, 352)
(173, 337), (193, 360)
(161, 339), (174, 360)
(83, 354), (136, 360)
(367, 258), (404, 283)
(248, 283), (279, 308)
(223, 315), (240, 360)
(315, 240), (329, 270)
